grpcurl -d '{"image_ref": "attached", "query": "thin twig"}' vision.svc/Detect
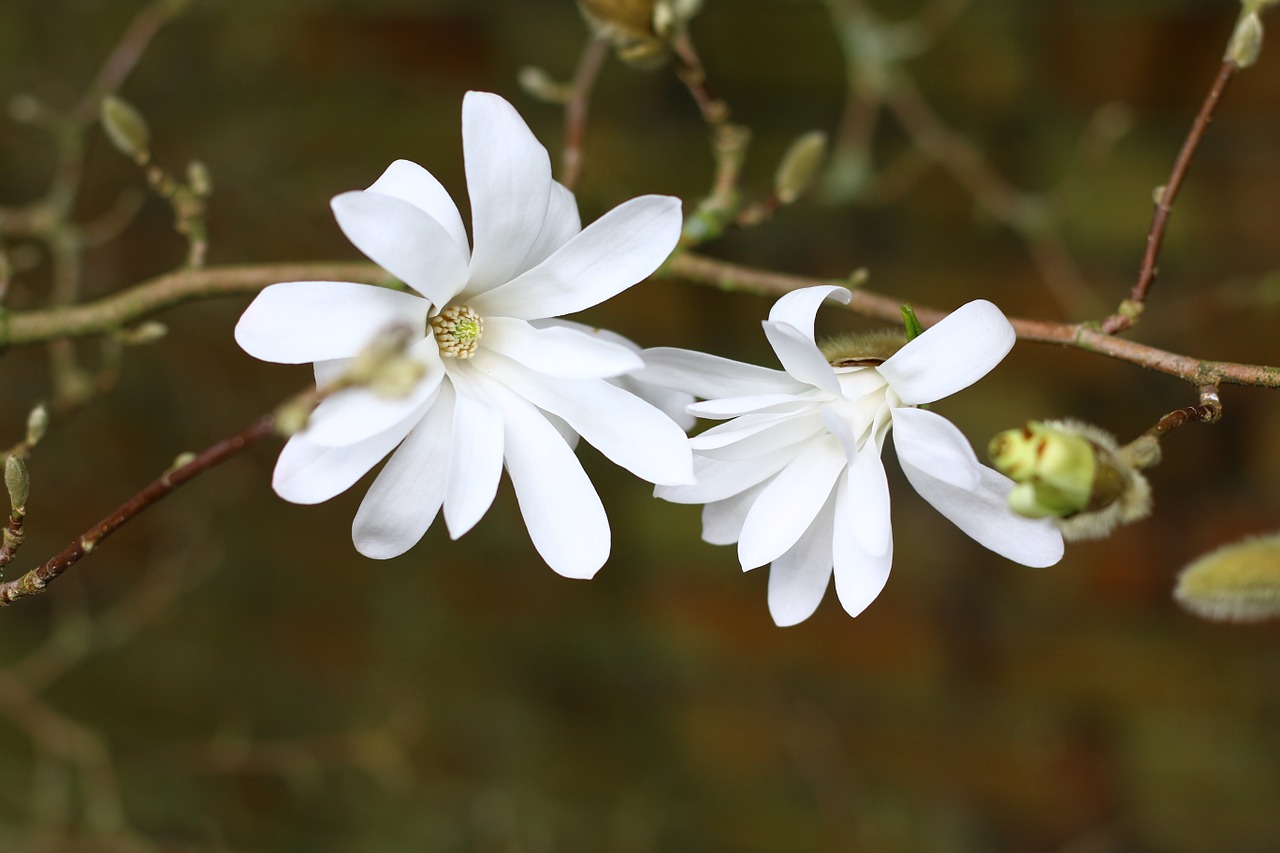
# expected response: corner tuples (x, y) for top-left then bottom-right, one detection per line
(0, 415), (275, 605)
(561, 36), (609, 191)
(1101, 60), (1238, 333)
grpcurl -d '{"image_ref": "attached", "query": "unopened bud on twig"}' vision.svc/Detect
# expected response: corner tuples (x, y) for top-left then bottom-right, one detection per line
(100, 95), (152, 165)
(4, 456), (28, 513)
(577, 0), (701, 64)
(774, 131), (828, 205)
(187, 160), (213, 197)
(1226, 11), (1264, 68)
(25, 405), (48, 448)
(517, 66), (573, 104)
(989, 419), (1154, 541)
(1174, 532), (1280, 622)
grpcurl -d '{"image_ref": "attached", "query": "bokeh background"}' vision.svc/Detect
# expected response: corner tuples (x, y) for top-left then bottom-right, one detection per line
(2, 1), (1279, 850)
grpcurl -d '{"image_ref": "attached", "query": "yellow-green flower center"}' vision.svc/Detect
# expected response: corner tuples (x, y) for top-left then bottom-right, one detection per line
(430, 305), (483, 359)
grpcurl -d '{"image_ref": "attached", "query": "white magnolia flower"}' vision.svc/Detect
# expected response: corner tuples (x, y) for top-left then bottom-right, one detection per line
(235, 91), (694, 579)
(640, 285), (1064, 626)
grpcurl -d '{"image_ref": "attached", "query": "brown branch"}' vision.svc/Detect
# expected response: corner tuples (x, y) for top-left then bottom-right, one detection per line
(0, 415), (276, 605)
(561, 36), (610, 191)
(665, 251), (1280, 389)
(0, 261), (392, 348)
(73, 0), (184, 124)
(1101, 60), (1238, 334)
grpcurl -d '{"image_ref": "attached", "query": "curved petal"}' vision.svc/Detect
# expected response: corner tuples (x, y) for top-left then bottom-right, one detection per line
(235, 281), (430, 365)
(831, 475), (894, 618)
(463, 91), (554, 293)
(737, 436), (846, 570)
(365, 159), (470, 263)
(767, 492), (836, 627)
(763, 320), (841, 394)
(351, 384), (455, 559)
(487, 380), (610, 579)
(632, 347), (807, 399)
(655, 445), (798, 505)
(846, 441), (892, 556)
(900, 461), (1065, 567)
(331, 191), (470, 306)
(272, 403), (425, 505)
(878, 299), (1014, 405)
(476, 353), (693, 486)
(442, 370), (505, 539)
(471, 195), (682, 320)
(616, 376), (696, 432)
(700, 480), (768, 546)
(302, 340), (444, 447)
(692, 412), (823, 462)
(766, 285), (852, 341)
(890, 406), (981, 491)
(510, 181), (581, 280)
(687, 393), (818, 420)
(483, 316), (643, 379)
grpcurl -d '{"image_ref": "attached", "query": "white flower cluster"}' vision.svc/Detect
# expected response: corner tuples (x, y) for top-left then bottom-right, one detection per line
(236, 91), (1063, 625)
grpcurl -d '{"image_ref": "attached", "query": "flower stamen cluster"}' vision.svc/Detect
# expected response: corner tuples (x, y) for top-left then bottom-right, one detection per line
(430, 305), (484, 358)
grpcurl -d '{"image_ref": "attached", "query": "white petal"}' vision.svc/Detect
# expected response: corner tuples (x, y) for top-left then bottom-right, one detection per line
(272, 406), (424, 505)
(235, 281), (430, 365)
(763, 320), (841, 394)
(878, 299), (1014, 405)
(767, 285), (852, 340)
(633, 348), (807, 399)
(471, 195), (682, 321)
(616, 376), (696, 431)
(900, 461), (1065, 567)
(693, 412), (823, 462)
(443, 372), (505, 539)
(831, 475), (894, 617)
(303, 340), (444, 447)
(687, 393), (818, 419)
(737, 436), (846, 570)
(314, 358), (348, 387)
(656, 445), (798, 505)
(846, 442), (892, 556)
(483, 316), (643, 379)
(511, 181), (581, 278)
(463, 91), (554, 292)
(700, 480), (767, 546)
(476, 353), (694, 486)
(488, 380), (610, 579)
(767, 493), (836, 627)
(331, 191), (469, 306)
(351, 384), (455, 559)
(890, 406), (982, 491)
(366, 159), (470, 263)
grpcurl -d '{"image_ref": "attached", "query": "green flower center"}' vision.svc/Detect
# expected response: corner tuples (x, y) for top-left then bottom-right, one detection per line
(430, 305), (484, 359)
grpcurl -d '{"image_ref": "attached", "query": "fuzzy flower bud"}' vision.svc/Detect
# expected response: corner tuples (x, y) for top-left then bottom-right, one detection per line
(989, 419), (1154, 541)
(100, 95), (151, 165)
(1227, 11), (1265, 68)
(774, 131), (829, 205)
(25, 405), (48, 448)
(576, 0), (702, 64)
(1175, 532), (1280, 622)
(4, 455), (29, 513)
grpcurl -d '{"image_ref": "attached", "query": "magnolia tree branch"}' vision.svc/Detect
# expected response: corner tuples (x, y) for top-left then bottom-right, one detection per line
(1100, 60), (1239, 334)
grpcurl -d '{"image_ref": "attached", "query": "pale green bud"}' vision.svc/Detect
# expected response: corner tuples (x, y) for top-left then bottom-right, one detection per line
(187, 160), (212, 197)
(4, 455), (28, 512)
(517, 66), (572, 105)
(989, 421), (1095, 518)
(1174, 532), (1280, 622)
(989, 419), (1153, 541)
(100, 95), (151, 164)
(1226, 12), (1264, 68)
(25, 405), (48, 447)
(774, 131), (828, 205)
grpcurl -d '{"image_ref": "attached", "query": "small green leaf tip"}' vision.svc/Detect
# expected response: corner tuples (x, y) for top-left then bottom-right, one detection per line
(899, 304), (924, 342)
(1175, 532), (1280, 623)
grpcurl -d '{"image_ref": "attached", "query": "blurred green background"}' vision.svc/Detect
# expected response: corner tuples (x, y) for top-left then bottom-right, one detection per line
(2, 1), (1279, 850)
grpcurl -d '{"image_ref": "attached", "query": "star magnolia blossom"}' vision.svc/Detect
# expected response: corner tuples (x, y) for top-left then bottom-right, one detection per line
(235, 91), (694, 578)
(640, 285), (1064, 626)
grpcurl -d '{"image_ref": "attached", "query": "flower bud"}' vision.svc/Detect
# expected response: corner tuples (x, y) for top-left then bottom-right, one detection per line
(818, 329), (906, 367)
(1174, 532), (1280, 622)
(989, 419), (1153, 541)
(1226, 11), (1264, 68)
(100, 95), (151, 165)
(577, 0), (701, 64)
(774, 131), (828, 205)
(5, 455), (28, 513)
(187, 160), (213, 197)
(517, 66), (571, 104)
(25, 405), (48, 447)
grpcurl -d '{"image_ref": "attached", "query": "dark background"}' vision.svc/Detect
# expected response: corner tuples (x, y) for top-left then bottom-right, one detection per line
(1, 1), (1279, 850)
